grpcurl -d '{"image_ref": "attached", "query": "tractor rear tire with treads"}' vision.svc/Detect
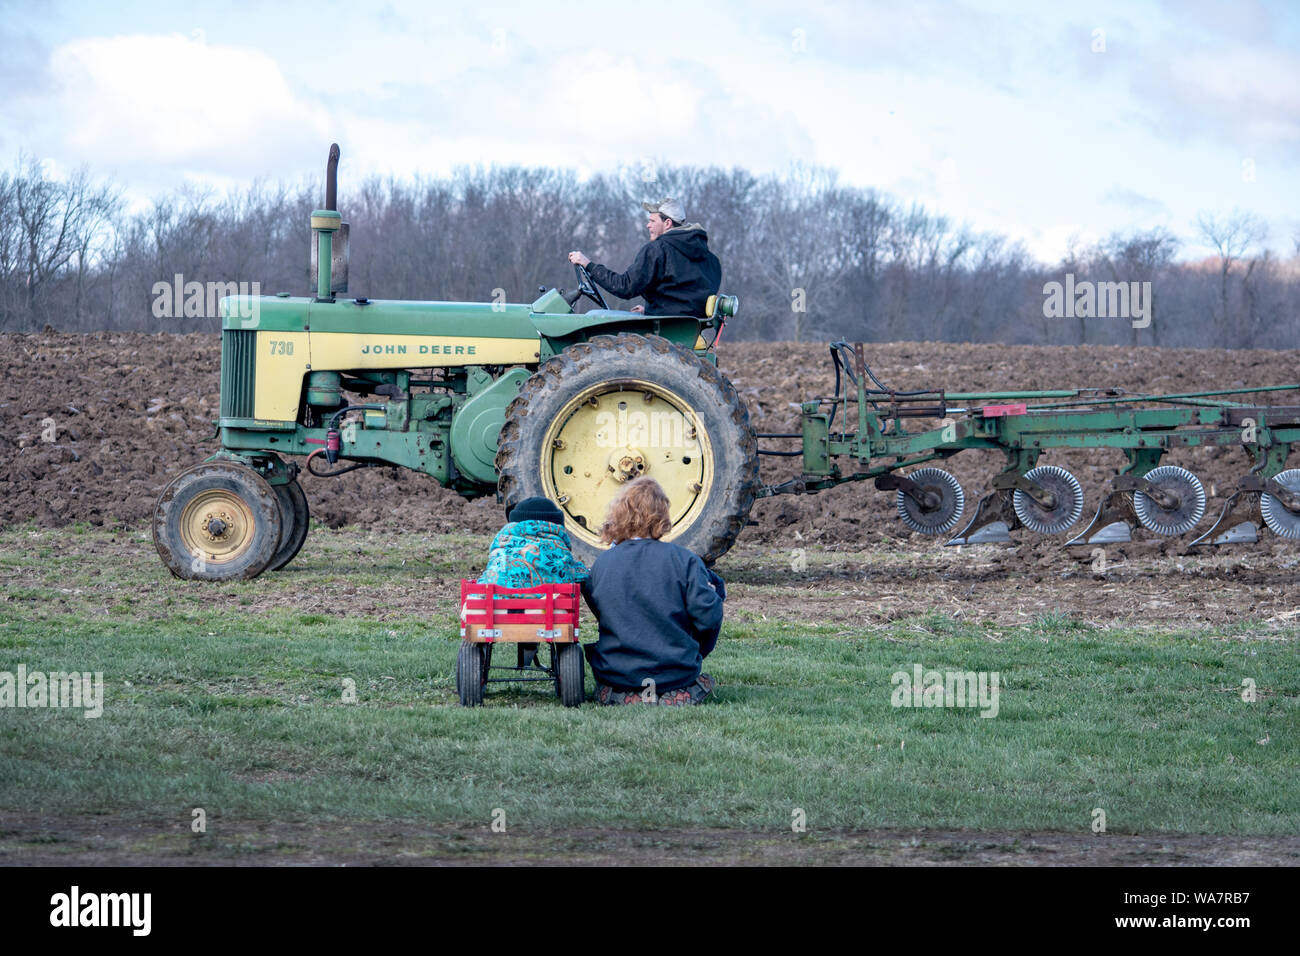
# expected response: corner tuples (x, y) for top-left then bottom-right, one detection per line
(495, 333), (759, 567)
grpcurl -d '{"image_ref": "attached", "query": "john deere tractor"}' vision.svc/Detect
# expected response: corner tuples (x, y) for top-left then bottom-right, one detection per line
(153, 146), (755, 581)
(157, 145), (1300, 581)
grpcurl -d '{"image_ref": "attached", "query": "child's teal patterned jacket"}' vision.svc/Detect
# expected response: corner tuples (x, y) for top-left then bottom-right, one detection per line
(476, 520), (590, 587)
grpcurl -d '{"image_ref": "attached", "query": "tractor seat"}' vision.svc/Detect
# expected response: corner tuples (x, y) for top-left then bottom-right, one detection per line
(581, 295), (738, 321)
(705, 294), (739, 319)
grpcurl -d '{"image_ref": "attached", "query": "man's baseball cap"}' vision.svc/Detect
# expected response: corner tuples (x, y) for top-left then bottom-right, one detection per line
(642, 198), (685, 222)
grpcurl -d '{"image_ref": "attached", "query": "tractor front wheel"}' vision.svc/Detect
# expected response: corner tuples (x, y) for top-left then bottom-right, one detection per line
(496, 333), (759, 567)
(153, 462), (283, 581)
(268, 480), (310, 572)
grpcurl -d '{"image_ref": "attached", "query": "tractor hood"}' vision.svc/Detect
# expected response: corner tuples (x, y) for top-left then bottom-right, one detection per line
(220, 294), (539, 339)
(219, 293), (706, 356)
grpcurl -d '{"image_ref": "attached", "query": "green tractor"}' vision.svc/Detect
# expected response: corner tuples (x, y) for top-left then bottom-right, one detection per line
(153, 146), (756, 581)
(160, 146), (1300, 582)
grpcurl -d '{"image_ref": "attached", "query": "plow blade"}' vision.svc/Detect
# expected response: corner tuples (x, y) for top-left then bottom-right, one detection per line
(1187, 491), (1263, 549)
(945, 489), (1017, 546)
(1065, 492), (1138, 547)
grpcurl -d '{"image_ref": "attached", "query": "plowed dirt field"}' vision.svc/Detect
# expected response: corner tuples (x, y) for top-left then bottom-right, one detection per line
(6, 331), (1298, 553)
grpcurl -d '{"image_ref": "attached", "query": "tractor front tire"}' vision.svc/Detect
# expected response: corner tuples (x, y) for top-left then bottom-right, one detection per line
(153, 462), (283, 581)
(268, 480), (310, 572)
(496, 333), (759, 567)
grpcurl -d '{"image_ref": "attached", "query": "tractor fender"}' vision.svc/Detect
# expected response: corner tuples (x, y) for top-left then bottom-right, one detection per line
(531, 309), (705, 356)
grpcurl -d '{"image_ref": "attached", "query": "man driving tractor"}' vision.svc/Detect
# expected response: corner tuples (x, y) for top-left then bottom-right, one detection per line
(568, 198), (722, 317)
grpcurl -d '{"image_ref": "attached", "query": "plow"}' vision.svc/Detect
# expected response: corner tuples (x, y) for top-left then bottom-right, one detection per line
(152, 145), (1300, 581)
(760, 341), (1300, 549)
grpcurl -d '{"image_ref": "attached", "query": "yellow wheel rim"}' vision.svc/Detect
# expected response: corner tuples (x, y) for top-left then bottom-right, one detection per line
(541, 379), (713, 549)
(178, 488), (257, 566)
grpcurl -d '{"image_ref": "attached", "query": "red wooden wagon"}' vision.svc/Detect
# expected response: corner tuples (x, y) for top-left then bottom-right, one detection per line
(457, 580), (585, 707)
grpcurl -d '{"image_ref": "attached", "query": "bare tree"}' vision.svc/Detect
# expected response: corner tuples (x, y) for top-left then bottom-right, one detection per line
(0, 151), (1293, 349)
(1093, 228), (1178, 346)
(0, 156), (119, 330)
(1196, 210), (1267, 346)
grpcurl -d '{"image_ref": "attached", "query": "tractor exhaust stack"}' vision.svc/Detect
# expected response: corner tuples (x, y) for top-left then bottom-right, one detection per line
(325, 142), (339, 211)
(310, 143), (348, 300)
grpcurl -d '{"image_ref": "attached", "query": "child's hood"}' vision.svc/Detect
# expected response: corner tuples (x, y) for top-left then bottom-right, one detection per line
(499, 519), (574, 547)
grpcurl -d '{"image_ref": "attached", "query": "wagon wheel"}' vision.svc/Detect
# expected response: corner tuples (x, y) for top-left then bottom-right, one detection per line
(555, 642), (585, 707)
(153, 462), (282, 581)
(268, 480), (310, 571)
(496, 333), (759, 567)
(456, 641), (488, 707)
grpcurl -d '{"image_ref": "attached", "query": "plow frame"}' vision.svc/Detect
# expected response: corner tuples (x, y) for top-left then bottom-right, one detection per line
(755, 342), (1300, 537)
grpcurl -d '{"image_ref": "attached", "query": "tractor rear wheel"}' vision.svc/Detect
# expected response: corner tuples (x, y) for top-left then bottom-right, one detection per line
(496, 333), (759, 567)
(268, 480), (310, 572)
(153, 462), (283, 581)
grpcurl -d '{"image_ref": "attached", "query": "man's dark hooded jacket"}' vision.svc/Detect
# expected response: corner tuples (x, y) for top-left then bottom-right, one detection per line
(586, 224), (722, 317)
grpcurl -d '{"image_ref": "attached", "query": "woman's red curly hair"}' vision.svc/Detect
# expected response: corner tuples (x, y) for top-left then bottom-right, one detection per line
(600, 477), (672, 544)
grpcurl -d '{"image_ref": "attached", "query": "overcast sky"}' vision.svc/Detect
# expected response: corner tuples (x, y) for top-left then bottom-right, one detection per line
(3, 0), (1297, 263)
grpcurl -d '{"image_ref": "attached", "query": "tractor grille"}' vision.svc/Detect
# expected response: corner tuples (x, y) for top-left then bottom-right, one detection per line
(219, 330), (257, 419)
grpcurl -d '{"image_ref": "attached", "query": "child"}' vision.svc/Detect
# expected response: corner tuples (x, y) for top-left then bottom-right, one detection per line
(477, 497), (589, 668)
(479, 496), (589, 588)
(580, 477), (724, 706)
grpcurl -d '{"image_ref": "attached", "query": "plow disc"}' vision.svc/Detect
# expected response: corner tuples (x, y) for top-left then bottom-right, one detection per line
(1133, 465), (1206, 537)
(1012, 465), (1084, 535)
(895, 467), (965, 535)
(1260, 469), (1300, 540)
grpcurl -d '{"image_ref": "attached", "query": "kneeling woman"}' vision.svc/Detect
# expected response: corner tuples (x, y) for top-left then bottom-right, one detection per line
(582, 477), (725, 706)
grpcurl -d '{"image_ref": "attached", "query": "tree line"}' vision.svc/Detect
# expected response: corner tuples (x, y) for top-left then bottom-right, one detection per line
(2, 154), (1296, 349)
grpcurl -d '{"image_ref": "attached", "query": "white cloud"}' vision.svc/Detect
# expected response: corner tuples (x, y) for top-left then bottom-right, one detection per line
(557, 55), (702, 140)
(1003, 222), (1102, 266)
(47, 33), (331, 175)
(4, 1), (1295, 264)
(1144, 45), (1300, 148)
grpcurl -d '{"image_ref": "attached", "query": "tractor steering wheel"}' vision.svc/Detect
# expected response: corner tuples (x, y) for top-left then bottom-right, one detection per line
(574, 263), (609, 311)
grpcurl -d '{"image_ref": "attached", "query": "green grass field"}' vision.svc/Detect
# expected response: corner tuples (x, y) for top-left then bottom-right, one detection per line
(1, 524), (1297, 861)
